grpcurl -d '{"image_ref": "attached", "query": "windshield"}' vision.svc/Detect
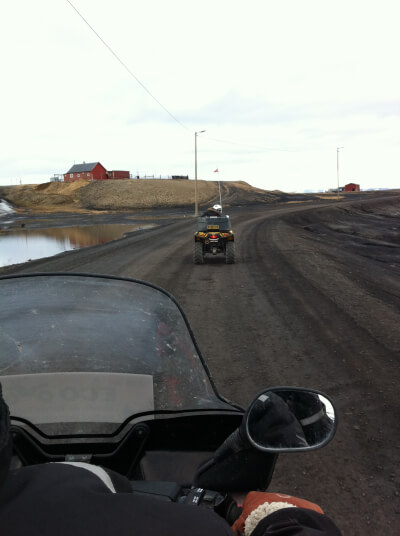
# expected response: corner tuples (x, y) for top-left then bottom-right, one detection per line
(0, 274), (233, 433)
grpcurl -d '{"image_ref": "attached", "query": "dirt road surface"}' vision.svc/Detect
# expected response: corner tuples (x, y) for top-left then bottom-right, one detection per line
(2, 194), (400, 535)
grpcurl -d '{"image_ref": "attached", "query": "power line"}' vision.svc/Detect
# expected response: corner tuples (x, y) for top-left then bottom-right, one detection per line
(65, 2), (323, 155)
(65, 0), (188, 130)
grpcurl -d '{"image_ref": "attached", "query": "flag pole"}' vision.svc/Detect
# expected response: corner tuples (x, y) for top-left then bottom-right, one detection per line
(214, 168), (222, 212)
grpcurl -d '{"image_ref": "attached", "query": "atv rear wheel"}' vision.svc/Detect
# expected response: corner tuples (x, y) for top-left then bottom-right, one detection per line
(225, 241), (235, 264)
(193, 242), (204, 264)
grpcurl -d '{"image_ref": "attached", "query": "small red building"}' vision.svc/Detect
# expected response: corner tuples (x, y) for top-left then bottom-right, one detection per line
(64, 162), (107, 182)
(64, 162), (130, 182)
(344, 183), (360, 192)
(108, 170), (130, 179)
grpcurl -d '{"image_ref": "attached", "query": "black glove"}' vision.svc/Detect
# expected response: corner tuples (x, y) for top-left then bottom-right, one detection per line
(246, 392), (308, 449)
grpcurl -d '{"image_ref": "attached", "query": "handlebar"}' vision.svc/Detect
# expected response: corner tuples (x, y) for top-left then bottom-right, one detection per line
(130, 480), (242, 524)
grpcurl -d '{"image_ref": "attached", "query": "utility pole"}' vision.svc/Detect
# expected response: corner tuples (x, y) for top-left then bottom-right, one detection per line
(337, 147), (344, 200)
(194, 130), (206, 216)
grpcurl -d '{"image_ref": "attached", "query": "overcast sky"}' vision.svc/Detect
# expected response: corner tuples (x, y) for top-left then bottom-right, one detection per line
(1, 0), (399, 192)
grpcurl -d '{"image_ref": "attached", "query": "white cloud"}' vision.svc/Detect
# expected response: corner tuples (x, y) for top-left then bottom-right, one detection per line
(0, 0), (399, 192)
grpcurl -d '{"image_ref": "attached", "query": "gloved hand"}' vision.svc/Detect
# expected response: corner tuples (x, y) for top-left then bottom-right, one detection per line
(232, 491), (323, 536)
(247, 392), (308, 449)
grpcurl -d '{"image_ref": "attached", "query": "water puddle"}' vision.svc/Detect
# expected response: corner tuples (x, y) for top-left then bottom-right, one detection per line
(0, 223), (153, 267)
(0, 199), (15, 216)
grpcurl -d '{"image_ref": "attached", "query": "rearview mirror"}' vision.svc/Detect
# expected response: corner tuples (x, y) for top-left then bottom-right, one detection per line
(245, 387), (337, 452)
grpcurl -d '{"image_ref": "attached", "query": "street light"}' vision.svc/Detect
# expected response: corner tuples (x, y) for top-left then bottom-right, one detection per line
(337, 147), (344, 200)
(194, 130), (206, 216)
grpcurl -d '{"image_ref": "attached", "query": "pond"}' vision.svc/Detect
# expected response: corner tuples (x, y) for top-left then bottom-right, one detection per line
(0, 223), (153, 268)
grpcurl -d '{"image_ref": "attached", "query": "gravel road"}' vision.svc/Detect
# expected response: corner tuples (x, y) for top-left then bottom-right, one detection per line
(2, 195), (400, 535)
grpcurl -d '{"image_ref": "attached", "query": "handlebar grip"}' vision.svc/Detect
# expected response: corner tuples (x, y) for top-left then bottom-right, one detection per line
(214, 427), (248, 459)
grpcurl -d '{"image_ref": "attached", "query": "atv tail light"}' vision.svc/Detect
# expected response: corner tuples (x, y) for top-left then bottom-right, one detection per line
(210, 234), (218, 239)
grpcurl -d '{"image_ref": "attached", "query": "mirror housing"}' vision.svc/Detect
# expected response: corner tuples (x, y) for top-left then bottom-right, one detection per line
(245, 387), (337, 453)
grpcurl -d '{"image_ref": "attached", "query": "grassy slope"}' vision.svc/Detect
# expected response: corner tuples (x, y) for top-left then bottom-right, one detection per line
(0, 179), (290, 212)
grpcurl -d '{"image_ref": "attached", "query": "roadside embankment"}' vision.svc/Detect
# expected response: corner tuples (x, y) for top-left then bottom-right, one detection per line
(0, 179), (317, 213)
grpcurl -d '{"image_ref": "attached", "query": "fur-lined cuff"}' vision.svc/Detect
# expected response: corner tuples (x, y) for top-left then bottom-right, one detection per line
(244, 501), (296, 536)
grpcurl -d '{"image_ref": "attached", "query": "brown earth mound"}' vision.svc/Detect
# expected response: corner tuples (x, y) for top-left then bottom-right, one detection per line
(0, 180), (89, 212)
(0, 179), (302, 214)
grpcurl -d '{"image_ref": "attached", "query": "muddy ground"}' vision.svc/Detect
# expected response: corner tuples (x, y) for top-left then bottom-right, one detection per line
(1, 193), (400, 535)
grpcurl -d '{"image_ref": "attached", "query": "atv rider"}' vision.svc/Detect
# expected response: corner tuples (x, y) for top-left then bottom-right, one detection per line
(0, 383), (342, 535)
(201, 204), (222, 217)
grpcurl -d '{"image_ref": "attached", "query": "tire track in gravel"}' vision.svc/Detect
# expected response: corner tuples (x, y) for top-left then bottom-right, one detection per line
(4, 199), (399, 535)
(235, 212), (400, 536)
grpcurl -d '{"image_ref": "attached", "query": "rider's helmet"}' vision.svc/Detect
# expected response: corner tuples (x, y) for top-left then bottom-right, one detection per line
(213, 204), (222, 213)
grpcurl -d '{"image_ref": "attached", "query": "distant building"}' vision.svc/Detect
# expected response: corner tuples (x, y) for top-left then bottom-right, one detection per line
(328, 187), (345, 193)
(64, 162), (130, 182)
(50, 174), (64, 182)
(108, 170), (130, 180)
(344, 183), (360, 192)
(64, 162), (107, 182)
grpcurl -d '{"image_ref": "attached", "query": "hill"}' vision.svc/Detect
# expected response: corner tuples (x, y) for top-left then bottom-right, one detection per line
(0, 179), (309, 213)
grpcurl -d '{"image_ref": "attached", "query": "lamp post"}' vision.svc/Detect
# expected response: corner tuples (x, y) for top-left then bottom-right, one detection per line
(194, 130), (206, 216)
(337, 147), (344, 200)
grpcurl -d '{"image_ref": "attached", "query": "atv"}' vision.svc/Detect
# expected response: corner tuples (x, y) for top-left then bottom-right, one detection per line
(194, 212), (235, 264)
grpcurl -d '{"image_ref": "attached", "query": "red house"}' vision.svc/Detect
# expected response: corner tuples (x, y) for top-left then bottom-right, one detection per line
(344, 183), (360, 192)
(64, 162), (107, 182)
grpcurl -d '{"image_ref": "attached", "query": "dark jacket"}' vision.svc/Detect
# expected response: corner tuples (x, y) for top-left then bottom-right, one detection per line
(0, 386), (341, 536)
(0, 463), (233, 536)
(0, 462), (342, 536)
(201, 208), (221, 217)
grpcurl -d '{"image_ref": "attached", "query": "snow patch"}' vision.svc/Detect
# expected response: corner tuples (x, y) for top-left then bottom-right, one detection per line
(0, 199), (15, 216)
